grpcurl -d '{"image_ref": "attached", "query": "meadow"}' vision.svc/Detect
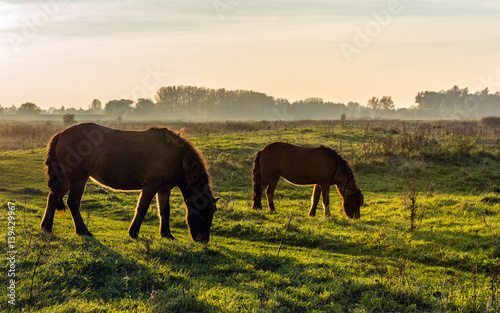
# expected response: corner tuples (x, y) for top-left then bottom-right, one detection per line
(0, 119), (499, 312)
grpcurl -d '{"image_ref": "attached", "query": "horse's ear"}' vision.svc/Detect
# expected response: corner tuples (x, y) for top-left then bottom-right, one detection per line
(215, 197), (221, 203)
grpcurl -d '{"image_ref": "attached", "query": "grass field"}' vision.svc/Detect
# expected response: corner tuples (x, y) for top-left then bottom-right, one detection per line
(1, 119), (500, 312)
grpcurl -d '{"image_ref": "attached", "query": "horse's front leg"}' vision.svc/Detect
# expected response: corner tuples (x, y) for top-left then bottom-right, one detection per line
(67, 178), (92, 236)
(128, 185), (158, 238)
(321, 184), (331, 217)
(309, 184), (322, 217)
(157, 188), (175, 240)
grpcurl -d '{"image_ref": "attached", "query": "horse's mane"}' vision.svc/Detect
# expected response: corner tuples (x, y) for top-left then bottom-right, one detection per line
(149, 126), (185, 147)
(319, 145), (356, 186)
(151, 127), (211, 189)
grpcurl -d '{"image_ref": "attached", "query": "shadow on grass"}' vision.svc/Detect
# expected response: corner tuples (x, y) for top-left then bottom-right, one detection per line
(213, 210), (498, 275)
(18, 235), (219, 312)
(147, 237), (438, 312)
(8, 228), (487, 312)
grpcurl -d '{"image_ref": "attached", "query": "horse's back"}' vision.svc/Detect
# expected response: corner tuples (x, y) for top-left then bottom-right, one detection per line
(259, 142), (337, 185)
(54, 123), (183, 190)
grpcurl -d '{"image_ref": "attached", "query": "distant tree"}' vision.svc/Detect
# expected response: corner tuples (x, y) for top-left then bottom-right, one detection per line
(367, 96), (394, 111)
(273, 98), (292, 119)
(347, 101), (360, 118)
(445, 85), (467, 99)
(367, 97), (380, 110)
(134, 98), (155, 116)
(52, 106), (66, 114)
(414, 86), (487, 118)
(303, 97), (324, 104)
(415, 91), (445, 110)
(379, 96), (395, 110)
(18, 102), (41, 114)
(62, 113), (77, 126)
(347, 101), (360, 109)
(155, 86), (178, 110)
(89, 99), (102, 113)
(276, 98), (290, 106)
(340, 113), (347, 121)
(0, 105), (3, 114)
(104, 99), (133, 117)
(7, 105), (17, 114)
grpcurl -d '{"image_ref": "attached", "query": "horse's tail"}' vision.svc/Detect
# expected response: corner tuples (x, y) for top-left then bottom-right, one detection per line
(251, 150), (262, 209)
(45, 132), (66, 212)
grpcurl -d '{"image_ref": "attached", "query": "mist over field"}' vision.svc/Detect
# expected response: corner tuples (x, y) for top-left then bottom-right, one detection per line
(2, 85), (500, 122)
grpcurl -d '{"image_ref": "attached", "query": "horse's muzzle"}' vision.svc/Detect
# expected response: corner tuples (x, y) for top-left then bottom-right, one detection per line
(344, 211), (361, 219)
(194, 234), (210, 244)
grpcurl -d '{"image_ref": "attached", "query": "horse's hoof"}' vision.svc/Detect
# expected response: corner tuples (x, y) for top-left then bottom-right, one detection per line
(40, 226), (53, 233)
(161, 233), (176, 240)
(77, 231), (93, 237)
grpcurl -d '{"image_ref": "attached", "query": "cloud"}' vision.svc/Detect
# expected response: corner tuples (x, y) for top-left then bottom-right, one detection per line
(2, 0), (499, 41)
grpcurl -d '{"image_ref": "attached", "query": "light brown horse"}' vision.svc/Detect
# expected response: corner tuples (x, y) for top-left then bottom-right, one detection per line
(41, 123), (218, 243)
(252, 142), (363, 218)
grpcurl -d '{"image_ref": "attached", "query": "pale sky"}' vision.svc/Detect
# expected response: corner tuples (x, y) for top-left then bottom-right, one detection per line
(1, 0), (499, 110)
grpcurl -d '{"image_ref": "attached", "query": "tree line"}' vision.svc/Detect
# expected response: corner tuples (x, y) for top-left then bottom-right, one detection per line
(1, 85), (499, 120)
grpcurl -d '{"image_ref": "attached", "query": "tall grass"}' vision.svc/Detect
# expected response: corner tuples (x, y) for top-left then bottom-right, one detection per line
(1, 119), (498, 154)
(0, 120), (324, 151)
(346, 120), (499, 166)
(0, 122), (63, 151)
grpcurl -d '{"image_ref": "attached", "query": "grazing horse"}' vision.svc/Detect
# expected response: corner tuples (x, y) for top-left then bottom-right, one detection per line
(252, 142), (363, 218)
(41, 123), (218, 243)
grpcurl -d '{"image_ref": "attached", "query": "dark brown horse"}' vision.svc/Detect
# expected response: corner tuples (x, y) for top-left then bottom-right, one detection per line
(252, 142), (363, 218)
(41, 123), (218, 243)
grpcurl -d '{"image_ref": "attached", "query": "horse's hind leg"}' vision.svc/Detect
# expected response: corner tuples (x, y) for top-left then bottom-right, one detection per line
(41, 180), (69, 232)
(252, 184), (264, 210)
(67, 179), (92, 236)
(321, 184), (331, 217)
(129, 186), (158, 238)
(309, 184), (322, 217)
(157, 188), (175, 240)
(266, 178), (279, 212)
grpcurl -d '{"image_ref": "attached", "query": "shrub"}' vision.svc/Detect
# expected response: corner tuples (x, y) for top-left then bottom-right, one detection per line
(62, 113), (77, 126)
(479, 116), (500, 128)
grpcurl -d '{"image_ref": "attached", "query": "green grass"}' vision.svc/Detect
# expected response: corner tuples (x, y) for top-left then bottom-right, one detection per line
(0, 120), (499, 312)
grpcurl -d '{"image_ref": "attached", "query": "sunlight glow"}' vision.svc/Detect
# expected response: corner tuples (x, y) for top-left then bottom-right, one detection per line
(0, 1), (499, 110)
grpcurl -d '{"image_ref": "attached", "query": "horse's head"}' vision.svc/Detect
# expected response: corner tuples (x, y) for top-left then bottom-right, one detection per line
(342, 189), (363, 219)
(184, 187), (219, 243)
